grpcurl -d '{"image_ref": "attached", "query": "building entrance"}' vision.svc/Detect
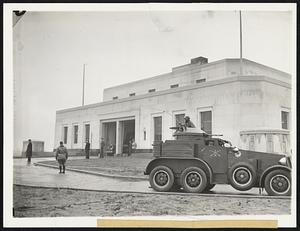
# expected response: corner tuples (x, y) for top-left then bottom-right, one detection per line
(120, 119), (135, 154)
(101, 118), (135, 155)
(102, 122), (116, 155)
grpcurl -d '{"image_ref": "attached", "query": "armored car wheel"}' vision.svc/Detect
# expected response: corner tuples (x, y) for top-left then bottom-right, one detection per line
(149, 166), (174, 192)
(264, 169), (291, 196)
(228, 163), (256, 191)
(180, 167), (207, 193)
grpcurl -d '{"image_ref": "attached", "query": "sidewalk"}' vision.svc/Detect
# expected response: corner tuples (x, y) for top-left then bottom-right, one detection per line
(14, 158), (149, 192)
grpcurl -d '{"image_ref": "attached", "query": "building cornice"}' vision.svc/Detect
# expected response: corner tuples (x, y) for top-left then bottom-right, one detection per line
(56, 75), (291, 114)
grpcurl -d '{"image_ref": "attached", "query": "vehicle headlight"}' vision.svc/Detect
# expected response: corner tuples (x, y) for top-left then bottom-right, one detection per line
(233, 147), (239, 152)
(279, 157), (287, 166)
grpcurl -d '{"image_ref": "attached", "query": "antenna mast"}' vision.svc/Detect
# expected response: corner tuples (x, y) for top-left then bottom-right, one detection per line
(239, 10), (243, 75)
(82, 64), (86, 106)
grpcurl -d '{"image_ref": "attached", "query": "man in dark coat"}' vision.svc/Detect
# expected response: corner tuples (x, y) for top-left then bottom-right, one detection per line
(85, 141), (90, 159)
(26, 139), (32, 164)
(56, 141), (68, 174)
(100, 138), (105, 158)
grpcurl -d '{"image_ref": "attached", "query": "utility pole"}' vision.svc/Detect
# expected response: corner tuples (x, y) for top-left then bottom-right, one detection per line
(239, 10), (243, 76)
(82, 64), (86, 106)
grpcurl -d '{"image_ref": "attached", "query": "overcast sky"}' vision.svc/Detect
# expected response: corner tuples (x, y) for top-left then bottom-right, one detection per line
(13, 9), (293, 152)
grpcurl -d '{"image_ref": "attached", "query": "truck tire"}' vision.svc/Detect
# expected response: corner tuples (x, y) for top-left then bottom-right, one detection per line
(149, 166), (174, 192)
(264, 169), (291, 196)
(180, 167), (207, 193)
(228, 163), (256, 191)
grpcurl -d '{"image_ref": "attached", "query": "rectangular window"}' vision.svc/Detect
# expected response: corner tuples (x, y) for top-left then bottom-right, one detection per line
(63, 126), (68, 144)
(113, 96), (118, 100)
(129, 93), (135, 97)
(175, 113), (185, 127)
(148, 89), (156, 93)
(153, 116), (162, 141)
(200, 111), (212, 134)
(249, 135), (255, 151)
(73, 125), (78, 144)
(85, 124), (90, 142)
(281, 111), (288, 129)
(196, 78), (206, 83)
(170, 84), (179, 89)
(266, 134), (274, 153)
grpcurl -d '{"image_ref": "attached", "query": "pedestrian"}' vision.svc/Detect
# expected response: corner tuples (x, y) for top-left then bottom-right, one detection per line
(131, 138), (137, 152)
(128, 138), (132, 157)
(100, 138), (105, 158)
(55, 141), (68, 174)
(25, 139), (32, 164)
(85, 141), (90, 159)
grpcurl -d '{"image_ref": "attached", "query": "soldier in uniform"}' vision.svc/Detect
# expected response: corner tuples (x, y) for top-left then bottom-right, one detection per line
(184, 116), (196, 128)
(55, 141), (68, 174)
(128, 138), (132, 157)
(128, 138), (137, 157)
(85, 141), (90, 159)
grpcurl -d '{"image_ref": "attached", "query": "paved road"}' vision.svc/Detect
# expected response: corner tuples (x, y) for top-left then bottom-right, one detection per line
(14, 157), (268, 196)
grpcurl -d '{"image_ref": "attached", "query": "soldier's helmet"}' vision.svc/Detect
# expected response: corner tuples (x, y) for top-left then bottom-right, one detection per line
(184, 116), (190, 120)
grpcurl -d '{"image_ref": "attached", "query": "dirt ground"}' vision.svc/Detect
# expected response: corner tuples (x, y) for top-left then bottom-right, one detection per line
(13, 185), (290, 217)
(39, 154), (152, 177)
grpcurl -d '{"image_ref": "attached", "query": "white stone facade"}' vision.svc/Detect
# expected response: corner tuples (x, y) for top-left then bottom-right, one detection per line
(54, 57), (291, 155)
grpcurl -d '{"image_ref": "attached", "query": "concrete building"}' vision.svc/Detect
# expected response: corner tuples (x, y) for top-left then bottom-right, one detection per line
(54, 57), (291, 156)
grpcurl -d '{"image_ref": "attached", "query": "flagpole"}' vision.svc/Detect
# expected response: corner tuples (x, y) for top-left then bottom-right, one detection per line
(239, 10), (243, 76)
(82, 64), (86, 106)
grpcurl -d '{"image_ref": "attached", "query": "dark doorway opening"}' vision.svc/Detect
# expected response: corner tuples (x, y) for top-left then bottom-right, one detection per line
(121, 120), (135, 154)
(102, 122), (116, 156)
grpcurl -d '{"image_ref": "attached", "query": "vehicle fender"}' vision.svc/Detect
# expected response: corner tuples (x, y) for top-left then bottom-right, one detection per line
(144, 159), (161, 175)
(259, 165), (291, 187)
(228, 161), (256, 175)
(190, 158), (213, 183)
(144, 157), (213, 184)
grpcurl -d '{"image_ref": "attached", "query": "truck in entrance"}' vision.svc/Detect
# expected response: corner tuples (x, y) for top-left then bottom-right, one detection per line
(144, 126), (291, 196)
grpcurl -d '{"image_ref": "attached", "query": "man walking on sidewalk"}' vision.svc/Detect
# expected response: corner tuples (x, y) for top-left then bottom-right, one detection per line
(55, 141), (68, 174)
(25, 139), (32, 164)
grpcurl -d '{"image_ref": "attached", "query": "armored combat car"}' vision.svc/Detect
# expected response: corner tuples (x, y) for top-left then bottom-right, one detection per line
(144, 127), (291, 196)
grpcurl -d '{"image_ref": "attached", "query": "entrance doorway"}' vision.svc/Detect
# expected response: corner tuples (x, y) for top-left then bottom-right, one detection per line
(102, 122), (116, 155)
(120, 120), (135, 154)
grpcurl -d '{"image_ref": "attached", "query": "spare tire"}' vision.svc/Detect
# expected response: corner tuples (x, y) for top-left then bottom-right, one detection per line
(228, 163), (257, 191)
